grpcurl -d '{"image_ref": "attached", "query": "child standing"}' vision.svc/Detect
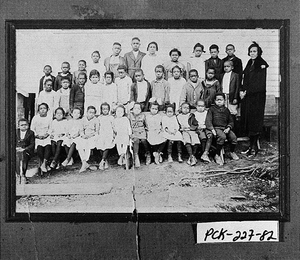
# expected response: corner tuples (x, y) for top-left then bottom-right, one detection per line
(104, 43), (126, 79)
(205, 93), (239, 165)
(128, 102), (151, 167)
(222, 44), (243, 81)
(163, 48), (186, 79)
(69, 72), (87, 112)
(124, 37), (146, 79)
(113, 105), (132, 167)
(193, 100), (213, 163)
(57, 76), (71, 117)
(168, 65), (186, 112)
(89, 50), (106, 82)
(62, 107), (84, 167)
(39, 65), (56, 93)
(77, 106), (99, 172)
(37, 79), (58, 115)
(201, 68), (222, 108)
(101, 71), (118, 111)
(73, 60), (87, 85)
(220, 60), (240, 117)
(115, 65), (132, 110)
(187, 43), (206, 80)
(54, 62), (73, 91)
(50, 107), (67, 169)
(96, 103), (115, 170)
(145, 102), (166, 164)
(177, 102), (200, 166)
(130, 69), (151, 112)
(84, 69), (102, 115)
(205, 44), (223, 82)
(30, 103), (52, 173)
(161, 105), (183, 163)
(150, 65), (170, 111)
(16, 118), (35, 183)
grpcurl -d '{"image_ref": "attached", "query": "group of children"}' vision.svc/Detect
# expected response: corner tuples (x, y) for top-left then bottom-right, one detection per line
(17, 38), (244, 182)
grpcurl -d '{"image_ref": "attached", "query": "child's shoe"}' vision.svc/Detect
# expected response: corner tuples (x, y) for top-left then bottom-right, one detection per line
(40, 162), (47, 173)
(159, 153), (163, 163)
(118, 154), (124, 165)
(214, 154), (224, 166)
(46, 165), (51, 172)
(153, 152), (160, 164)
(134, 154), (140, 168)
(230, 152), (239, 160)
(98, 160), (105, 170)
(168, 155), (173, 163)
(62, 159), (69, 167)
(50, 160), (57, 169)
(201, 152), (211, 163)
(104, 160), (109, 169)
(56, 162), (61, 170)
(186, 156), (191, 165)
(67, 158), (74, 166)
(190, 155), (197, 166)
(145, 153), (151, 165)
(79, 162), (90, 173)
(178, 153), (183, 163)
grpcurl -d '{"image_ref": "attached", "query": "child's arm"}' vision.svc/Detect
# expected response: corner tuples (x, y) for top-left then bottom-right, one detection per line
(233, 73), (240, 104)
(215, 80), (222, 93)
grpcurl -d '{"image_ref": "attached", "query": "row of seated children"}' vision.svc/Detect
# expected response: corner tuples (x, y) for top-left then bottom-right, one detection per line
(17, 93), (238, 182)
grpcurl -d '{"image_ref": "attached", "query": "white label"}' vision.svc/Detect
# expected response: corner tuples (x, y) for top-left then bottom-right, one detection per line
(197, 221), (279, 243)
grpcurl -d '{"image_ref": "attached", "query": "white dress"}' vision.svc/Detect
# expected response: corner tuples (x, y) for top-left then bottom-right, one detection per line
(145, 113), (166, 145)
(161, 115), (183, 141)
(76, 116), (99, 150)
(30, 114), (52, 148)
(50, 119), (68, 142)
(168, 77), (186, 110)
(113, 117), (132, 154)
(101, 83), (118, 109)
(97, 115), (115, 150)
(84, 81), (102, 114)
(88, 62), (106, 83)
(141, 54), (163, 82)
(63, 118), (83, 147)
(177, 113), (200, 145)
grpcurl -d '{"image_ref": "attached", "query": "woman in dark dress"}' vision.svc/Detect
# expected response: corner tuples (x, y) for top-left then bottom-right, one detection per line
(240, 41), (269, 156)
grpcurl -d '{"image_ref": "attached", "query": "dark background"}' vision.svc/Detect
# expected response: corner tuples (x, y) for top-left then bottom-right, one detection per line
(1, 0), (299, 259)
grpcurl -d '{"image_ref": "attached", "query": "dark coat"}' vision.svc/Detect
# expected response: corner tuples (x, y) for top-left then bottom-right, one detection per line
(16, 129), (35, 157)
(220, 72), (240, 103)
(54, 72), (73, 91)
(69, 84), (85, 112)
(222, 55), (243, 79)
(39, 75), (56, 92)
(130, 80), (152, 112)
(124, 51), (146, 78)
(205, 105), (234, 131)
(240, 57), (269, 135)
(205, 57), (223, 82)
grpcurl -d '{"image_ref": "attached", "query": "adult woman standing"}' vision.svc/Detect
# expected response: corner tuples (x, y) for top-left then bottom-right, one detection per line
(240, 41), (269, 156)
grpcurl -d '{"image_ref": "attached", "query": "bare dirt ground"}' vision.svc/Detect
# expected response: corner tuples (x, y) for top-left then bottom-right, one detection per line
(16, 140), (279, 214)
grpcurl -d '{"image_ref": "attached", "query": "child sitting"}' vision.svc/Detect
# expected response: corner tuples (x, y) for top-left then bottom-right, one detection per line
(161, 104), (183, 163)
(73, 60), (87, 85)
(113, 105), (132, 167)
(115, 65), (132, 110)
(177, 102), (200, 166)
(193, 100), (213, 163)
(57, 76), (71, 117)
(201, 67), (222, 108)
(205, 93), (239, 166)
(16, 118), (35, 183)
(37, 79), (58, 115)
(62, 107), (83, 167)
(128, 102), (151, 167)
(84, 69), (102, 115)
(77, 106), (99, 172)
(130, 69), (151, 112)
(145, 102), (166, 164)
(50, 107), (67, 169)
(96, 103), (115, 170)
(54, 62), (73, 91)
(69, 72), (87, 112)
(205, 44), (223, 82)
(39, 65), (56, 93)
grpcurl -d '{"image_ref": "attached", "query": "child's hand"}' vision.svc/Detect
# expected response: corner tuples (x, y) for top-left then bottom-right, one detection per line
(240, 91), (246, 99)
(223, 127), (230, 134)
(232, 99), (238, 105)
(212, 129), (217, 136)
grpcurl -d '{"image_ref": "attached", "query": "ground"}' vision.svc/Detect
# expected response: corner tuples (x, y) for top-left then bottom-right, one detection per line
(16, 140), (279, 214)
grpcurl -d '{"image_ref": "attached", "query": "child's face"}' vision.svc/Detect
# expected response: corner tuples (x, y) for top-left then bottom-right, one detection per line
(189, 71), (198, 83)
(72, 109), (81, 119)
(215, 96), (225, 107)
(87, 108), (96, 119)
(226, 45), (235, 56)
(134, 71), (144, 82)
(44, 81), (53, 92)
(61, 79), (70, 89)
(172, 68), (181, 79)
(150, 105), (159, 115)
(133, 104), (141, 115)
(105, 75), (113, 84)
(250, 47), (258, 59)
(148, 44), (157, 55)
(115, 107), (124, 118)
(224, 62), (233, 73)
(112, 44), (121, 56)
(206, 69), (215, 80)
(61, 63), (70, 74)
(194, 47), (203, 57)
(210, 48), (219, 59)
(102, 105), (110, 115)
(78, 75), (86, 85)
(39, 105), (48, 116)
(170, 52), (179, 62)
(43, 66), (52, 76)
(118, 69), (126, 79)
(155, 68), (164, 80)
(78, 61), (86, 71)
(181, 104), (190, 114)
(90, 75), (100, 84)
(166, 107), (174, 117)
(91, 52), (100, 63)
(131, 39), (141, 51)
(55, 110), (64, 121)
(196, 101), (205, 112)
(19, 121), (29, 132)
